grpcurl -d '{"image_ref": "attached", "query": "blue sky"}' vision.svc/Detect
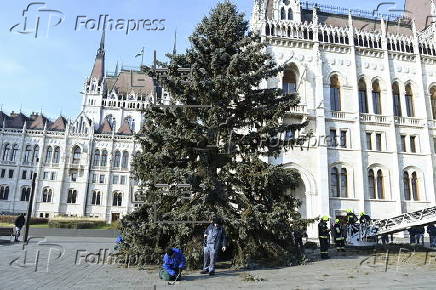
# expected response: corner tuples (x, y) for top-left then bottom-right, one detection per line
(0, 0), (405, 119)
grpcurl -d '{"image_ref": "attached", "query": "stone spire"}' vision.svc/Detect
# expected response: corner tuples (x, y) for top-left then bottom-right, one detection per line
(90, 29), (105, 82)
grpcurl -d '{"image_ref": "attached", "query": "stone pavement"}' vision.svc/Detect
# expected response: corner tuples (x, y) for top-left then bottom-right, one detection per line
(1, 235), (436, 290)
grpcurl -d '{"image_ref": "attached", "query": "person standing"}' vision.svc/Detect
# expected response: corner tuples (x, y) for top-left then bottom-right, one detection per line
(293, 225), (307, 252)
(201, 217), (227, 276)
(318, 216), (330, 259)
(14, 214), (25, 242)
(408, 226), (417, 245)
(333, 219), (345, 252)
(416, 225), (425, 246)
(427, 223), (436, 247)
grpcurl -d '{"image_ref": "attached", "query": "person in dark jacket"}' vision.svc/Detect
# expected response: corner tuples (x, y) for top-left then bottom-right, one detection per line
(318, 216), (330, 259)
(333, 219), (345, 252)
(408, 226), (417, 244)
(159, 248), (186, 281)
(346, 209), (358, 225)
(293, 226), (307, 252)
(427, 224), (436, 247)
(14, 214), (25, 242)
(415, 225), (425, 246)
(200, 217), (227, 275)
(359, 212), (371, 225)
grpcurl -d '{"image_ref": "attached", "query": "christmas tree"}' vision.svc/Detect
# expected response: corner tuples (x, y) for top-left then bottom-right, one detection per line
(119, 1), (310, 268)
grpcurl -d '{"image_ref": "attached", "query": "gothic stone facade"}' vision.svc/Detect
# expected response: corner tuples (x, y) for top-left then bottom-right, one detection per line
(1, 1), (436, 232)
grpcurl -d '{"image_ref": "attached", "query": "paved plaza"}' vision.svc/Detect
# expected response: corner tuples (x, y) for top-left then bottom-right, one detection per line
(1, 232), (436, 289)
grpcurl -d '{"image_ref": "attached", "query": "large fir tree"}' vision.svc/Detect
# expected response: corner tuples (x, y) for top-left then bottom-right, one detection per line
(119, 1), (309, 268)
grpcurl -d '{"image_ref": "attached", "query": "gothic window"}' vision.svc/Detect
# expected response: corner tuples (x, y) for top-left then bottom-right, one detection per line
(113, 151), (121, 168)
(9, 144), (19, 162)
(23, 145), (32, 163)
(411, 172), (419, 201)
(281, 7), (286, 20)
(42, 187), (52, 203)
(340, 168), (348, 198)
(358, 78), (368, 113)
(282, 69), (297, 94)
(72, 146), (81, 164)
(403, 172), (411, 200)
(430, 86), (436, 120)
(121, 151), (129, 169)
(368, 169), (376, 199)
(0, 185), (9, 200)
(288, 8), (293, 20)
(20, 186), (30, 201)
(405, 83), (415, 117)
(45, 146), (53, 163)
(67, 189), (77, 204)
(266, 24), (270, 36)
(376, 170), (384, 199)
(91, 190), (101, 205)
(93, 149), (101, 167)
(101, 150), (108, 167)
(2, 144), (10, 161)
(53, 147), (60, 164)
(392, 82), (402, 117)
(113, 191), (122, 206)
(32, 145), (39, 163)
(330, 75), (341, 111)
(372, 80), (382, 115)
(330, 167), (339, 197)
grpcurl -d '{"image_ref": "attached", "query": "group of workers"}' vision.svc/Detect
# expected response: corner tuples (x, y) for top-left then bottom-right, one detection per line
(318, 210), (371, 259)
(408, 224), (436, 247)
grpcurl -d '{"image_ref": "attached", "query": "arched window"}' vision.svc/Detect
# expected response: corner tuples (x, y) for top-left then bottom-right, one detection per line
(113, 192), (122, 206)
(45, 146), (53, 163)
(32, 145), (39, 163)
(368, 169), (376, 199)
(330, 75), (341, 111)
(91, 191), (101, 205)
(330, 167), (340, 197)
(121, 151), (129, 169)
(280, 7), (286, 20)
(392, 82), (402, 117)
(282, 69), (297, 95)
(2, 144), (10, 161)
(265, 24), (270, 36)
(113, 151), (121, 168)
(405, 83), (415, 117)
(358, 78), (368, 113)
(0, 185), (9, 200)
(10, 144), (19, 162)
(72, 146), (81, 164)
(340, 168), (348, 197)
(376, 170), (384, 199)
(53, 147), (60, 164)
(430, 86), (436, 120)
(20, 187), (31, 201)
(93, 149), (101, 167)
(372, 80), (382, 115)
(23, 145), (32, 163)
(411, 172), (419, 201)
(403, 172), (411, 200)
(101, 150), (108, 167)
(67, 189), (77, 204)
(288, 8), (293, 20)
(42, 187), (52, 202)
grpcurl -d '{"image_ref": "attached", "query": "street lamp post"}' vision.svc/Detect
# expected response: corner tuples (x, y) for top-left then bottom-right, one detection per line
(24, 172), (37, 242)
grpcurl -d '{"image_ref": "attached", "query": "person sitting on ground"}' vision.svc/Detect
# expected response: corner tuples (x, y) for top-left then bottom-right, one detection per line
(160, 248), (186, 281)
(14, 214), (25, 242)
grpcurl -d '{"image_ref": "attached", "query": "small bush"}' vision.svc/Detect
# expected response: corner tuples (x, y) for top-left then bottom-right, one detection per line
(0, 215), (48, 225)
(48, 219), (106, 229)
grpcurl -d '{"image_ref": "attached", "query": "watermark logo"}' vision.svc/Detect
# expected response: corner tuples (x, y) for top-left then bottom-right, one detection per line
(9, 237), (65, 272)
(9, 2), (64, 38)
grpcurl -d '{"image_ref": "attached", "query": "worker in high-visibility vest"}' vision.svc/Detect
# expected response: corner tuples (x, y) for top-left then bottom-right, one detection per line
(333, 219), (346, 252)
(318, 216), (330, 259)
